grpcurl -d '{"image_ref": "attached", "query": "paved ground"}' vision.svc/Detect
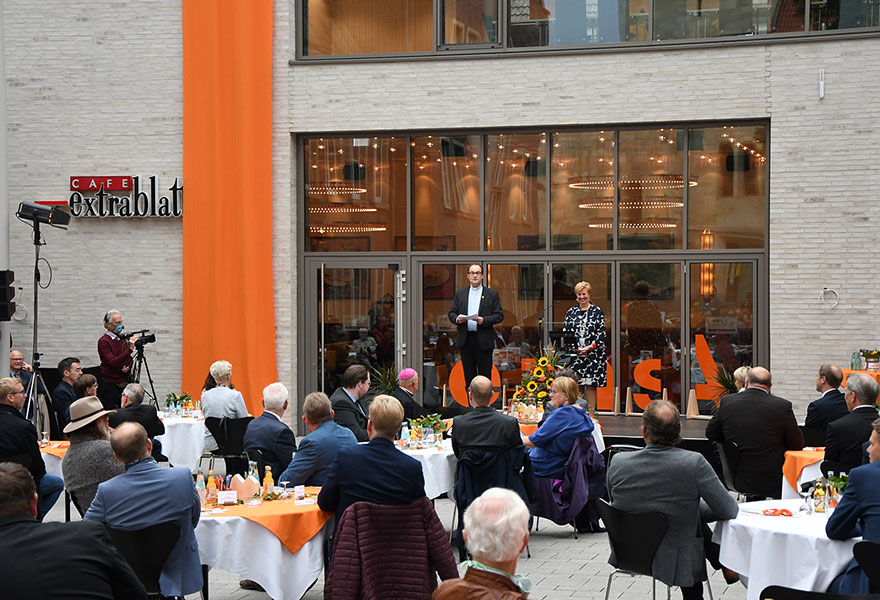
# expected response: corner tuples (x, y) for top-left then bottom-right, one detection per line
(48, 495), (747, 600)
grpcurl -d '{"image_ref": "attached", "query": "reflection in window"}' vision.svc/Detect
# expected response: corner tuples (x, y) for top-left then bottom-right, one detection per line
(688, 125), (766, 249)
(653, 0), (805, 39)
(486, 133), (547, 252)
(617, 129), (685, 249)
(304, 0), (433, 56)
(412, 136), (482, 251)
(508, 0), (644, 46)
(551, 131), (615, 250)
(444, 0), (498, 44)
(306, 137), (407, 252)
(810, 0), (880, 30)
(422, 263), (467, 409)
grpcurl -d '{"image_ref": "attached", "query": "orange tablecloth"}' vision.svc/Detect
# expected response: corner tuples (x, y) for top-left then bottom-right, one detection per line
(519, 423), (539, 436)
(203, 487), (333, 555)
(842, 369), (880, 402)
(41, 441), (69, 459)
(782, 449), (824, 492)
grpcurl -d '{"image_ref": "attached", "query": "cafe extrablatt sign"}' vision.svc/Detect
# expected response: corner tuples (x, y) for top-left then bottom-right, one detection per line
(37, 175), (183, 218)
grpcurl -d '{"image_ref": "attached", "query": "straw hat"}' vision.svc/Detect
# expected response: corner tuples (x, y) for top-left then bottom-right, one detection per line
(63, 395), (115, 433)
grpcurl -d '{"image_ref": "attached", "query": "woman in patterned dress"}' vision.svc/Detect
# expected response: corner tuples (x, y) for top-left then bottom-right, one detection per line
(562, 281), (607, 412)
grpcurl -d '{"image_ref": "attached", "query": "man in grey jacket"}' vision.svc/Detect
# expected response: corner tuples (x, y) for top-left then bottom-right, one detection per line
(608, 400), (739, 600)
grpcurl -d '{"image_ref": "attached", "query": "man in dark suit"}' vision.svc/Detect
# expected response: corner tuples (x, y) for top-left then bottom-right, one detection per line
(805, 363), (848, 432)
(705, 366), (804, 499)
(279, 391), (357, 486)
(51, 356), (82, 428)
(392, 367), (429, 421)
(108, 383), (166, 460)
(330, 364), (372, 442)
(9, 349), (48, 405)
(319, 395), (426, 521)
(451, 375), (521, 458)
(825, 373), (880, 471)
(448, 264), (504, 387)
(0, 462), (147, 600)
(243, 382), (298, 477)
(85, 422), (202, 598)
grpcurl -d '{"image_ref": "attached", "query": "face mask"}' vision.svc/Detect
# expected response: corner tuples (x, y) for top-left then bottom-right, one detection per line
(113, 324), (124, 335)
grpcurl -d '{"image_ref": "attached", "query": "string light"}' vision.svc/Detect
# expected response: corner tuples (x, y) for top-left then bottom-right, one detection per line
(309, 225), (387, 234)
(588, 221), (677, 230)
(309, 205), (377, 215)
(578, 199), (684, 210)
(307, 184), (368, 195)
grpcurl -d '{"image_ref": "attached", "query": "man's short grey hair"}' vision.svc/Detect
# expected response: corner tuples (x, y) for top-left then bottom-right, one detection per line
(103, 310), (121, 324)
(303, 391), (332, 424)
(463, 488), (529, 563)
(847, 373), (880, 407)
(209, 360), (232, 384)
(122, 383), (145, 406)
(262, 382), (289, 411)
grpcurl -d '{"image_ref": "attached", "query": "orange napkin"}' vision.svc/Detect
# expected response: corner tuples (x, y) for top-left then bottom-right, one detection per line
(205, 487), (333, 554)
(782, 449), (825, 492)
(41, 442), (69, 459)
(519, 423), (538, 436)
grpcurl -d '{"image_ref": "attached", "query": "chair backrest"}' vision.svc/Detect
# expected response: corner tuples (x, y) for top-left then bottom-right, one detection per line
(246, 447), (266, 480)
(605, 444), (642, 466)
(854, 540), (880, 592)
(715, 440), (741, 492)
(820, 459), (852, 479)
(596, 498), (668, 576)
(205, 416), (253, 454)
(106, 521), (180, 595)
(801, 426), (826, 448)
(759, 584), (880, 599)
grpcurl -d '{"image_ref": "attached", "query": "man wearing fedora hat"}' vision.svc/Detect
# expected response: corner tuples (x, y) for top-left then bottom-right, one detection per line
(61, 396), (124, 513)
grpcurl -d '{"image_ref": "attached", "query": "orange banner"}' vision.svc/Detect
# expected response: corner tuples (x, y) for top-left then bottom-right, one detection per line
(181, 1), (276, 416)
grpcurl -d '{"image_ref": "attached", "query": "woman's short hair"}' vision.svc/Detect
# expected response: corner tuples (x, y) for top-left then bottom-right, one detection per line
(209, 360), (232, 385)
(733, 366), (750, 386)
(552, 376), (580, 406)
(368, 395), (404, 438)
(574, 281), (592, 295)
(464, 488), (529, 563)
(73, 374), (97, 399)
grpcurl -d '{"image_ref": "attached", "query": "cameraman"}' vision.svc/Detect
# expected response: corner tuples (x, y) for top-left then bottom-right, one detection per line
(97, 310), (138, 410)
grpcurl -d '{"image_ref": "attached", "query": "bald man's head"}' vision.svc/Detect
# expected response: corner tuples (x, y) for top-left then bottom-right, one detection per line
(110, 422), (150, 464)
(747, 366), (772, 388)
(469, 376), (493, 406)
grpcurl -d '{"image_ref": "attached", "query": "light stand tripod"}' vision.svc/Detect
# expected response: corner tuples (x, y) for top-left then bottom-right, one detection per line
(130, 341), (159, 409)
(23, 219), (53, 437)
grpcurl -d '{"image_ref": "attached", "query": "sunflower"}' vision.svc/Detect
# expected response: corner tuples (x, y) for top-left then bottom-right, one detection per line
(537, 390), (548, 398)
(533, 367), (545, 378)
(546, 377), (554, 387)
(526, 381), (538, 392)
(537, 357), (550, 367)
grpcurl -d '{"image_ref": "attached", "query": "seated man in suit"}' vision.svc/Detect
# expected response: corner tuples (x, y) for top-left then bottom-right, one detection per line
(84, 422), (202, 598)
(610, 400), (739, 600)
(0, 462), (147, 600)
(330, 364), (371, 442)
(805, 364), (848, 433)
(392, 368), (429, 420)
(826, 417), (880, 593)
(706, 366), (804, 499)
(108, 383), (166, 460)
(51, 356), (82, 428)
(825, 373), (880, 471)
(243, 382), (298, 477)
(451, 375), (521, 458)
(319, 395), (425, 521)
(434, 488), (532, 600)
(279, 391), (357, 486)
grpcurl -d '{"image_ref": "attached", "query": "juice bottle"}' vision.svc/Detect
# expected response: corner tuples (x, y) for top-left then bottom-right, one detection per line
(206, 469), (217, 504)
(813, 478), (826, 513)
(263, 466), (275, 497)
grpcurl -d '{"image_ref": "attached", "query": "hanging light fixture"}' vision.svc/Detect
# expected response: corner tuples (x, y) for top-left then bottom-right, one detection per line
(700, 229), (715, 300)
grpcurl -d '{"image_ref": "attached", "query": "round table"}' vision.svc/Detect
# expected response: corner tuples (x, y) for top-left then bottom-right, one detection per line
(715, 499), (858, 600)
(402, 438), (456, 499)
(156, 415), (206, 471)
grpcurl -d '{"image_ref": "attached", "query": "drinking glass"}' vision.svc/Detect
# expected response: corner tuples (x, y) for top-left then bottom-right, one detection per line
(41, 431), (49, 446)
(798, 489), (813, 514)
(279, 481), (290, 499)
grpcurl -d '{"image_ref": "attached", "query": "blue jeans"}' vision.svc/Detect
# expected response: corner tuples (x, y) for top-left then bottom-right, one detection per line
(37, 474), (63, 521)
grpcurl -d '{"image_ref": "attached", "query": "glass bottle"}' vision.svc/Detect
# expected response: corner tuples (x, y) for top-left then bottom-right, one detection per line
(263, 465), (274, 497)
(206, 469), (217, 504)
(813, 478), (826, 513)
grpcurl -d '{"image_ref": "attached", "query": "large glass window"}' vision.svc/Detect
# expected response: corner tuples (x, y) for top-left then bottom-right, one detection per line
(508, 0), (644, 47)
(304, 0), (433, 56)
(443, 0), (499, 44)
(306, 137), (407, 252)
(810, 0), (880, 30)
(618, 129), (685, 250)
(551, 131), (615, 250)
(486, 133), (547, 252)
(688, 125), (766, 249)
(653, 0), (803, 40)
(412, 135), (482, 251)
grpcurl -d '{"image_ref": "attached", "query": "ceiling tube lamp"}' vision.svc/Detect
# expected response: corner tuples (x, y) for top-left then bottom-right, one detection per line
(700, 230), (715, 300)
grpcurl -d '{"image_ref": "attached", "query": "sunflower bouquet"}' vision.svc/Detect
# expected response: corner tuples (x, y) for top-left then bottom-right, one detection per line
(511, 347), (561, 420)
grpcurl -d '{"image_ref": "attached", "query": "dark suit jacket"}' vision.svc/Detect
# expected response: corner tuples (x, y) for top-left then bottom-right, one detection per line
(805, 389), (848, 431)
(705, 388), (804, 499)
(243, 412), (298, 477)
(392, 387), (429, 421)
(0, 513), (147, 600)
(825, 406), (879, 471)
(52, 381), (76, 427)
(451, 406), (522, 458)
(447, 286), (504, 351)
(0, 403), (46, 483)
(330, 387), (370, 442)
(318, 437), (426, 521)
(108, 403), (165, 438)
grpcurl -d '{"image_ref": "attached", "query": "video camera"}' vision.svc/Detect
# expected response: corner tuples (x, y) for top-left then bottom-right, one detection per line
(121, 328), (157, 347)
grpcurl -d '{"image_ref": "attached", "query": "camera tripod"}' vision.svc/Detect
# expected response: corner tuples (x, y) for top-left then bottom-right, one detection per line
(130, 342), (159, 409)
(22, 220), (53, 436)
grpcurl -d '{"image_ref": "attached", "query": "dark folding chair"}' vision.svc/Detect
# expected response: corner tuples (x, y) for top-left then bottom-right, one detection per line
(821, 460), (853, 478)
(246, 447), (266, 481)
(802, 427), (826, 448)
(604, 444), (642, 466)
(760, 584), (880, 599)
(198, 416), (253, 475)
(854, 540), (880, 592)
(106, 521), (180, 599)
(596, 498), (673, 600)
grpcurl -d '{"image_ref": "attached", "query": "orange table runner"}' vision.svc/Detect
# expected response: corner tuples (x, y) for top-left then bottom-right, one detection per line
(519, 423), (538, 436)
(842, 369), (880, 402)
(782, 449), (825, 492)
(203, 487), (333, 555)
(41, 441), (69, 459)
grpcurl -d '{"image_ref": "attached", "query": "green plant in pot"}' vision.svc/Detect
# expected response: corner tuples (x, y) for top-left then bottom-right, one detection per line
(369, 365), (399, 397)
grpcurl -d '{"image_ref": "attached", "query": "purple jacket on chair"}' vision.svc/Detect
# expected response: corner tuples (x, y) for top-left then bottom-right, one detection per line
(532, 435), (605, 525)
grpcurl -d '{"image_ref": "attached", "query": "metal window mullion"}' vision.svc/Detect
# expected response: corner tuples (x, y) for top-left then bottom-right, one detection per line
(481, 134), (487, 252)
(613, 130), (620, 251)
(682, 127), (689, 249)
(648, 0), (655, 41)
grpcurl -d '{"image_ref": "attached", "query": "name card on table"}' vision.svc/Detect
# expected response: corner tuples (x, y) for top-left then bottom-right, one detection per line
(217, 490), (238, 505)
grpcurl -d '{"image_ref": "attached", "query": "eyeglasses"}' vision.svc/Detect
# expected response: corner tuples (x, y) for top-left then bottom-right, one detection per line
(468, 271), (482, 275)
(548, 389), (558, 395)
(10, 358), (23, 362)
(12, 389), (25, 396)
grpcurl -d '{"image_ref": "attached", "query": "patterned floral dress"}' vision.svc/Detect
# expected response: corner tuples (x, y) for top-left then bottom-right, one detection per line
(562, 303), (607, 387)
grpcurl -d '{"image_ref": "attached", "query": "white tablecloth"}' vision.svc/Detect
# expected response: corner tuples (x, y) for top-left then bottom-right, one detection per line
(196, 511), (330, 600)
(41, 451), (63, 481)
(156, 416), (206, 471)
(716, 499), (858, 600)
(402, 439), (456, 499)
(781, 461), (822, 500)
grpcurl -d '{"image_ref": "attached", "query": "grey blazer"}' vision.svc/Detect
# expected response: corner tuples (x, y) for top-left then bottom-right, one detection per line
(607, 444), (738, 588)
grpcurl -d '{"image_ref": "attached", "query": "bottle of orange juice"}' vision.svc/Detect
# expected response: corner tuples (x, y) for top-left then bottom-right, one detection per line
(206, 469), (217, 504)
(263, 466), (275, 497)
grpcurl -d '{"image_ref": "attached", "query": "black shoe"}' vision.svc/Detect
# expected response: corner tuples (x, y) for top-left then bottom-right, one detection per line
(239, 579), (265, 591)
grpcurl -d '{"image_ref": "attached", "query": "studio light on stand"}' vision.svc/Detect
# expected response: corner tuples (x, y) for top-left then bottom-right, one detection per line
(15, 202), (70, 434)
